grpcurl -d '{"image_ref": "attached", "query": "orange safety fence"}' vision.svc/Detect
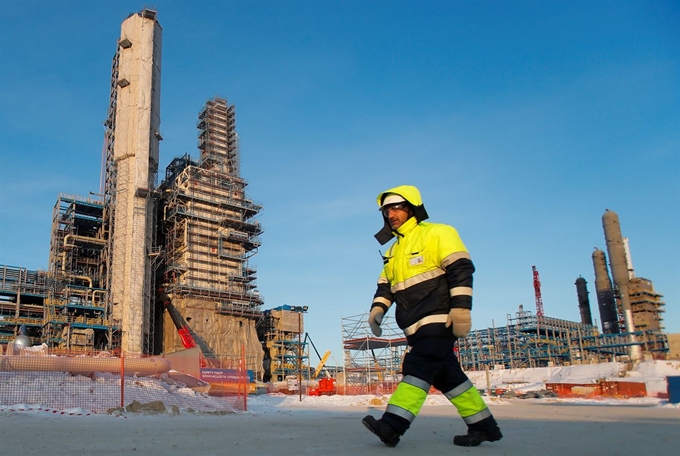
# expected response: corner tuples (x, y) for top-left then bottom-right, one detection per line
(545, 381), (647, 398)
(338, 382), (400, 396)
(0, 345), (249, 414)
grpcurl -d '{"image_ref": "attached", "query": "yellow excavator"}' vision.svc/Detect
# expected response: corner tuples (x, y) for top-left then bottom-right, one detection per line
(303, 332), (332, 379)
(312, 350), (332, 379)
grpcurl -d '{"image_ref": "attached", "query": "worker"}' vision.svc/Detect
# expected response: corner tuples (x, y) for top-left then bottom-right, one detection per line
(362, 185), (502, 447)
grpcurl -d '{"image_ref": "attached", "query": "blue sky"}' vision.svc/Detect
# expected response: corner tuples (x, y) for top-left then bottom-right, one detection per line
(0, 1), (678, 361)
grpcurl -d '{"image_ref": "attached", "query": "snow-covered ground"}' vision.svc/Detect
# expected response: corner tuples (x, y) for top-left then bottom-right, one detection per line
(1, 359), (678, 415)
(1, 360), (678, 455)
(465, 359), (680, 397)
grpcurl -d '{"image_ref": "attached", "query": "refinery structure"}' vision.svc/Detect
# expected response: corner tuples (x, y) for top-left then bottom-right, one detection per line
(0, 9), (675, 394)
(0, 9), (292, 381)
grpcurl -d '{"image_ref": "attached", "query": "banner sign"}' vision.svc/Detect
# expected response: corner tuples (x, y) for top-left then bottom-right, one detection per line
(200, 368), (254, 384)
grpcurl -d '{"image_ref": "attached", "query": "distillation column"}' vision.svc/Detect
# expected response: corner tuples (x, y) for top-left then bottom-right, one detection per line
(591, 249), (620, 334)
(574, 277), (593, 326)
(109, 10), (162, 354)
(602, 209), (640, 361)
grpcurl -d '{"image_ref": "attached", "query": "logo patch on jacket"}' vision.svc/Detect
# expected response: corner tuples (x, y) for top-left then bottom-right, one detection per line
(409, 255), (424, 266)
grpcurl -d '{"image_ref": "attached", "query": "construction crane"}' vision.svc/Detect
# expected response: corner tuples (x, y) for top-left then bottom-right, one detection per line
(303, 333), (332, 379)
(532, 265), (544, 317)
(156, 286), (197, 349)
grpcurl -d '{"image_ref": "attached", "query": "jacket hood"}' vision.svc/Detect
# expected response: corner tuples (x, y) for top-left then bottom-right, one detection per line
(374, 185), (429, 245)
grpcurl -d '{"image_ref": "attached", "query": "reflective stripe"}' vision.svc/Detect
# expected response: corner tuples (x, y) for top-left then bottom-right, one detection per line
(377, 277), (390, 285)
(386, 381), (429, 423)
(404, 314), (447, 336)
(447, 382), (489, 421)
(462, 408), (492, 425)
(402, 375), (431, 393)
(373, 296), (392, 307)
(385, 404), (416, 423)
(449, 286), (472, 297)
(441, 251), (471, 268)
(403, 269), (444, 290)
(390, 269), (443, 293)
(443, 380), (474, 400)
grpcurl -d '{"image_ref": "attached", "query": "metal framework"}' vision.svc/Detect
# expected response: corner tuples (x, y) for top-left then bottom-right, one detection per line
(341, 313), (407, 394)
(458, 306), (669, 369)
(159, 156), (263, 312)
(152, 97), (265, 367)
(0, 266), (51, 345)
(44, 194), (113, 350)
(259, 305), (308, 381)
(627, 276), (665, 331)
(532, 265), (544, 317)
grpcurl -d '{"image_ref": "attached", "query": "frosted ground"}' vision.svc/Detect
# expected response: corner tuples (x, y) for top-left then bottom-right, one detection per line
(0, 360), (678, 455)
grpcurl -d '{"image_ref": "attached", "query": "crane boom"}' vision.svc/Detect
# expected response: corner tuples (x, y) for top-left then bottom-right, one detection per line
(312, 350), (332, 379)
(156, 286), (197, 349)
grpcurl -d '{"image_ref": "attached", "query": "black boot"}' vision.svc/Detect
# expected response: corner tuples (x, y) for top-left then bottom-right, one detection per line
(362, 415), (401, 447)
(453, 425), (503, 447)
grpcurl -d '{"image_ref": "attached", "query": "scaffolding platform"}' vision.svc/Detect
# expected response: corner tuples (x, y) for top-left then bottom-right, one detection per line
(341, 313), (406, 394)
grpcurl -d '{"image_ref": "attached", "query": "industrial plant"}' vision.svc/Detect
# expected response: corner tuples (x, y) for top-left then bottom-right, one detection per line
(0, 9), (676, 397)
(0, 9), (294, 383)
(341, 207), (673, 392)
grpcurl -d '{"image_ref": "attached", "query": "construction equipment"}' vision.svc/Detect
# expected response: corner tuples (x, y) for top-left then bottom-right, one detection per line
(312, 350), (332, 379)
(532, 265), (544, 317)
(304, 332), (332, 379)
(156, 286), (197, 349)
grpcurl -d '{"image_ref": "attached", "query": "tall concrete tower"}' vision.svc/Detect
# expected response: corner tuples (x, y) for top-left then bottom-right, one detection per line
(105, 9), (162, 354)
(602, 209), (641, 361)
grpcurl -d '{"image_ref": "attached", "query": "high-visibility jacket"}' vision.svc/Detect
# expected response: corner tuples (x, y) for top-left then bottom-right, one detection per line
(371, 186), (494, 434)
(371, 185), (474, 344)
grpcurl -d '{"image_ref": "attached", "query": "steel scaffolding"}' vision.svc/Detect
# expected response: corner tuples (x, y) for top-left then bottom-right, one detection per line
(259, 305), (308, 382)
(458, 306), (669, 369)
(341, 313), (407, 394)
(45, 194), (114, 351)
(159, 156), (263, 311)
(153, 98), (265, 368)
(0, 265), (51, 345)
(628, 277), (665, 331)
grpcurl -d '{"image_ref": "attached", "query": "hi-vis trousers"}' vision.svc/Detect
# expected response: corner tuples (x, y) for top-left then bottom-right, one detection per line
(381, 335), (496, 435)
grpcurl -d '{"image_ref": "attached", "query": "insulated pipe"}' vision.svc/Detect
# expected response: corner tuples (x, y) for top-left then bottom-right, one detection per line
(72, 275), (93, 288)
(92, 289), (106, 305)
(623, 238), (635, 280)
(64, 234), (107, 247)
(0, 355), (170, 376)
(60, 252), (93, 288)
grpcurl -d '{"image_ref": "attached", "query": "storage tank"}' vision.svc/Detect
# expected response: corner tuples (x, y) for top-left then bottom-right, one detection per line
(602, 209), (640, 360)
(591, 248), (620, 334)
(574, 277), (593, 326)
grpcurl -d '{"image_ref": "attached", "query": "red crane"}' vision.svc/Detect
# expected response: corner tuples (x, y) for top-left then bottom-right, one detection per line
(156, 286), (197, 349)
(532, 265), (544, 317)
